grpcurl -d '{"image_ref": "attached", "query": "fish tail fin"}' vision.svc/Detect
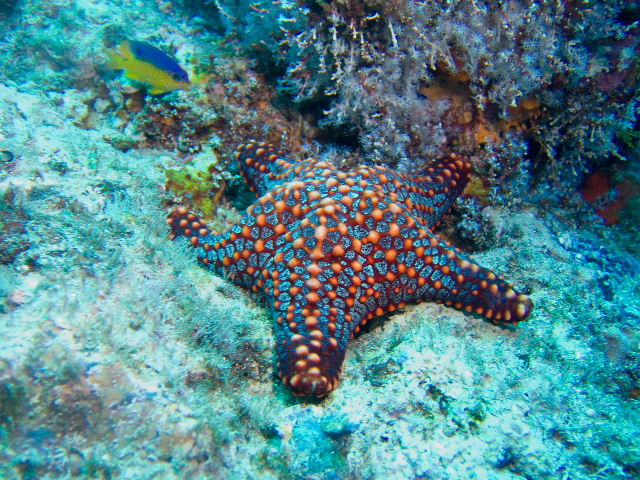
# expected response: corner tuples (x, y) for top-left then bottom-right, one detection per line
(106, 40), (134, 70)
(106, 49), (124, 70)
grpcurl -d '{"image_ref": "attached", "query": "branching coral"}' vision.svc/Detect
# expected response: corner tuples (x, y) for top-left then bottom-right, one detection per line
(191, 0), (639, 205)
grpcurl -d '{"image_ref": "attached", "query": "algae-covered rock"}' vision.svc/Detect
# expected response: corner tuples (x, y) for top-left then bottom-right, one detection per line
(165, 146), (236, 220)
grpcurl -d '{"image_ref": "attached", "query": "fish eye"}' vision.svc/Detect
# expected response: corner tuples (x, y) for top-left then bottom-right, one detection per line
(172, 72), (183, 82)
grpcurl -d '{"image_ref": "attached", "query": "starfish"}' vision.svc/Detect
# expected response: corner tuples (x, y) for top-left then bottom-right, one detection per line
(167, 142), (533, 397)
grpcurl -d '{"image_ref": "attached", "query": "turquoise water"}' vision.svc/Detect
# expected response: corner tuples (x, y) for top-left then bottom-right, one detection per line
(0, 1), (638, 479)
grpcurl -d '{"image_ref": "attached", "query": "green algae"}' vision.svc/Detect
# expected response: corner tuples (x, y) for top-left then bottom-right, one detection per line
(165, 146), (236, 221)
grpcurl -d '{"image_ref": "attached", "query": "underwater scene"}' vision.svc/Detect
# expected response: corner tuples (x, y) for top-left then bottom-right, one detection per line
(0, 0), (639, 479)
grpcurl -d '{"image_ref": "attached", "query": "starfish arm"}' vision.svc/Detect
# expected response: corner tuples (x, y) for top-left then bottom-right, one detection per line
(263, 203), (356, 397)
(167, 201), (289, 291)
(274, 305), (348, 397)
(330, 202), (533, 325)
(267, 192), (395, 396)
(408, 230), (534, 323)
(374, 153), (473, 228)
(236, 141), (318, 197)
(166, 206), (251, 284)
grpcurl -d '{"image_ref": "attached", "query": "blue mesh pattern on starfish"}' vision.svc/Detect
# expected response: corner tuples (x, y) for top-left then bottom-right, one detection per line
(167, 142), (533, 397)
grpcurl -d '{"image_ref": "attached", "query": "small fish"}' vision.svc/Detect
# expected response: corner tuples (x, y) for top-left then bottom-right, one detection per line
(107, 40), (189, 95)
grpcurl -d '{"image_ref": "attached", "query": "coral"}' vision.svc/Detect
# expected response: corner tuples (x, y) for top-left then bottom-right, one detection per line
(185, 0), (639, 206)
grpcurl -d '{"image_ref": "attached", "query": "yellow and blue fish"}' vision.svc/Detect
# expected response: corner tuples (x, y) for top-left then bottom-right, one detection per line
(107, 39), (190, 95)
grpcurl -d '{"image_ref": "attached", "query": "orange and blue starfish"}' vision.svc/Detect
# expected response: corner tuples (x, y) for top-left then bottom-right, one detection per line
(167, 142), (533, 397)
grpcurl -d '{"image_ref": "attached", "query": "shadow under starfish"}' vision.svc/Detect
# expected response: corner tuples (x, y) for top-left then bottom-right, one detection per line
(167, 142), (533, 397)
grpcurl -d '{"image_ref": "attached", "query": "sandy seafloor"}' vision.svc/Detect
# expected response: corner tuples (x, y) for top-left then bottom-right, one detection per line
(1, 1), (639, 480)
